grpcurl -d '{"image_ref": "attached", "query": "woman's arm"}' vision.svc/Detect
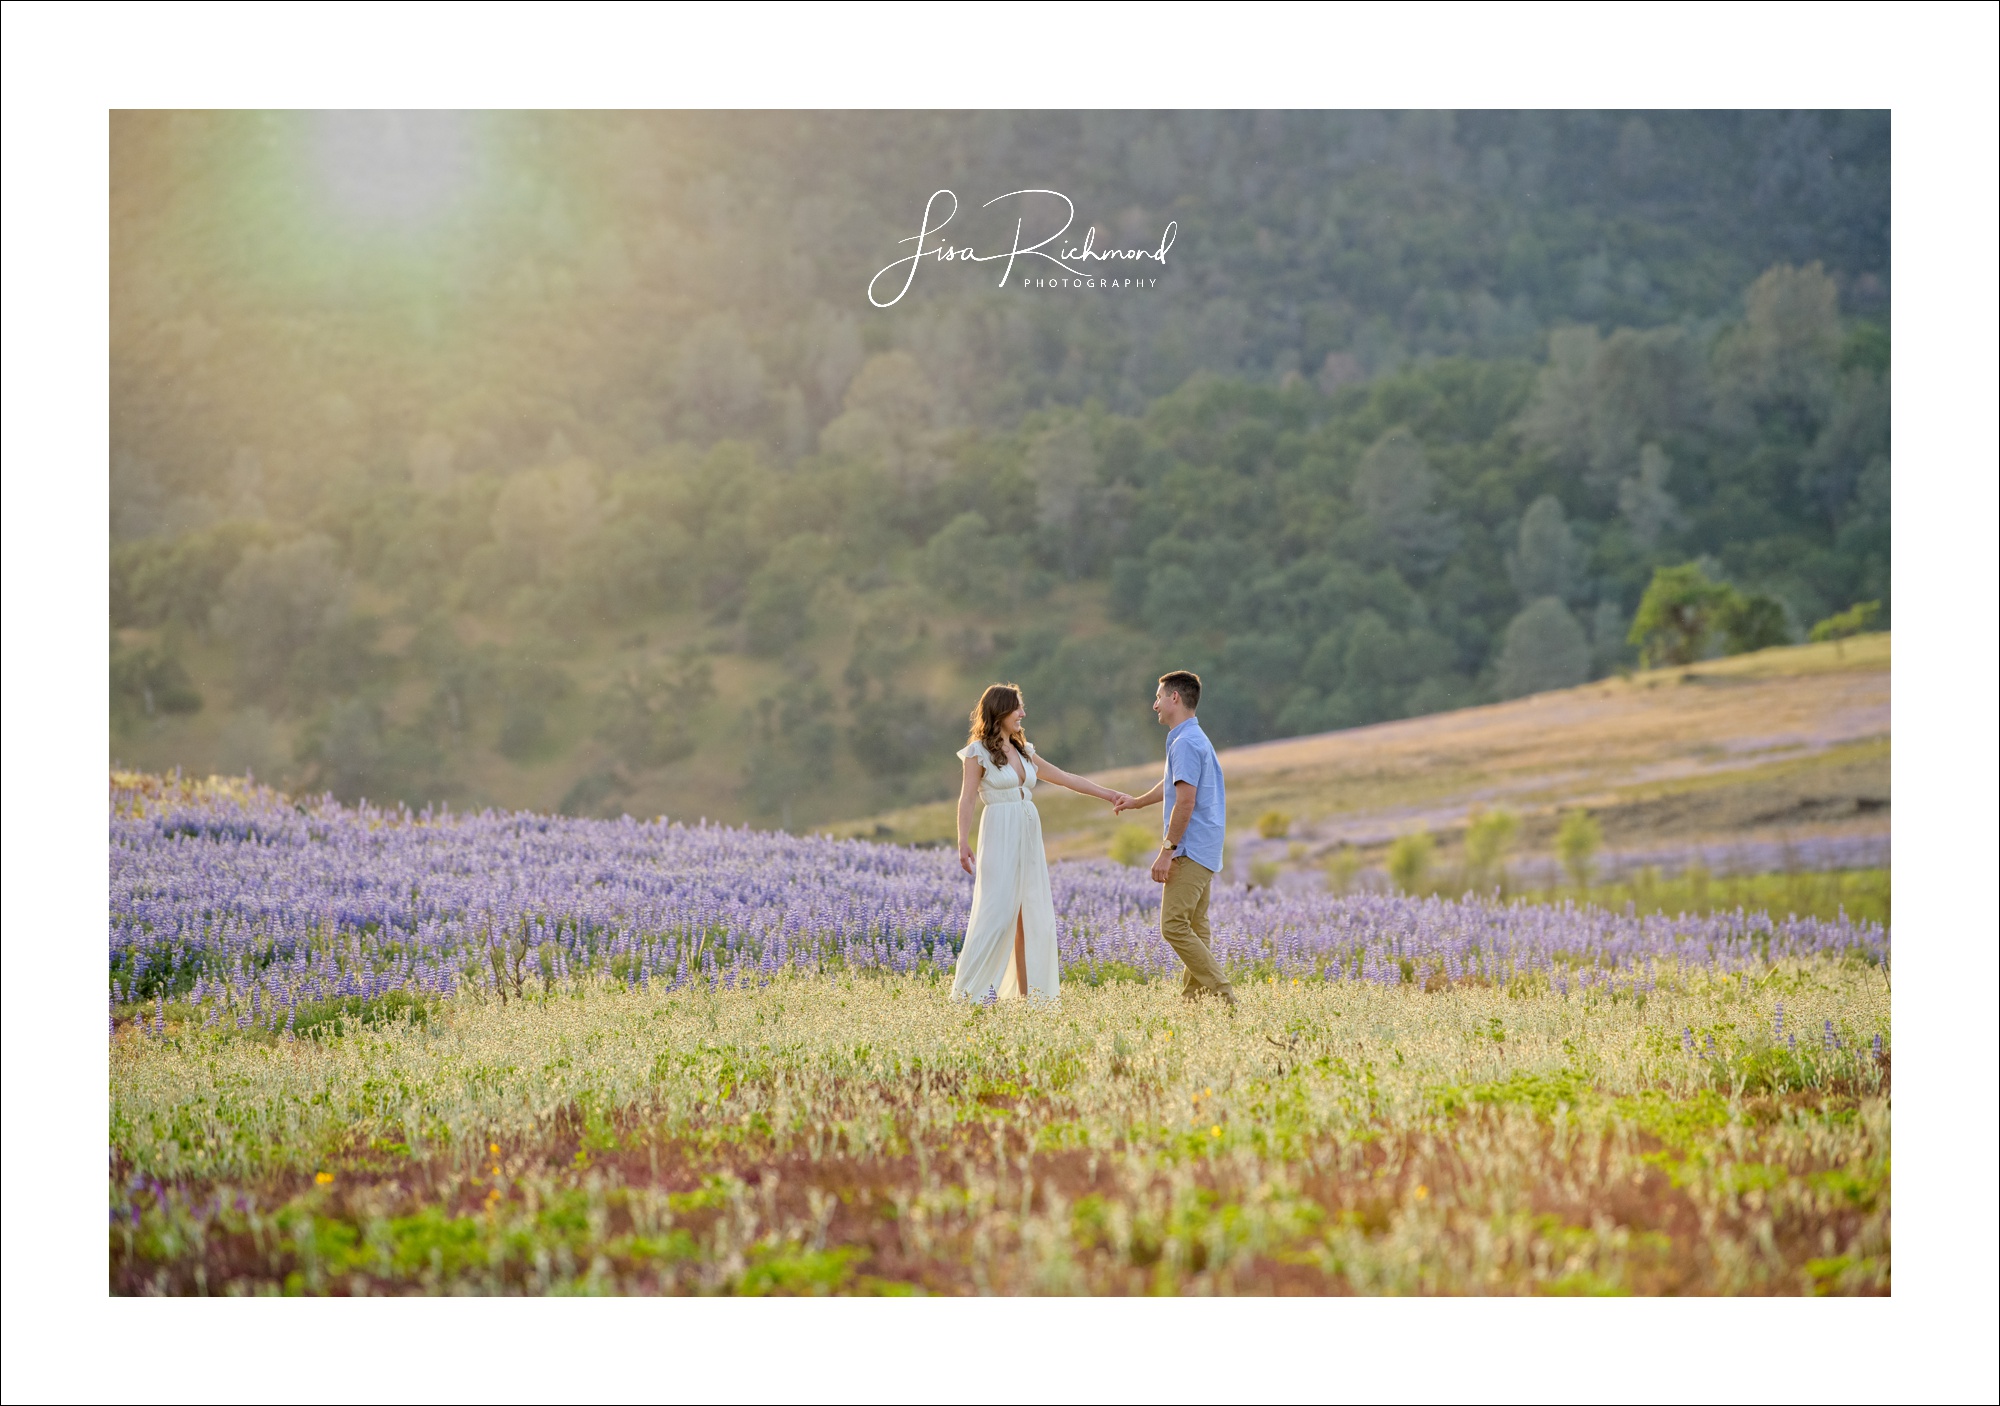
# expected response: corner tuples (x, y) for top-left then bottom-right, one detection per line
(1033, 755), (1129, 806)
(955, 756), (981, 875)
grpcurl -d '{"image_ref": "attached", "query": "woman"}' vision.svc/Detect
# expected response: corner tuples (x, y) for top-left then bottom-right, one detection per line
(950, 683), (1128, 1002)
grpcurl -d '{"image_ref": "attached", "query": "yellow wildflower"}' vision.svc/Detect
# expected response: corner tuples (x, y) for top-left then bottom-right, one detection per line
(314, 1171), (333, 1185)
(1210, 1125), (1221, 1138)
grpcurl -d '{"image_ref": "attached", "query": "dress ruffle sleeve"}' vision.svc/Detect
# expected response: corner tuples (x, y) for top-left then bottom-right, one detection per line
(956, 742), (987, 764)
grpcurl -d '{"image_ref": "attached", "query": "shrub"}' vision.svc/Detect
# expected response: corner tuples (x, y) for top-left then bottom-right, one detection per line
(1323, 844), (1362, 895)
(1809, 601), (1881, 656)
(1463, 808), (1519, 889)
(1557, 809), (1603, 887)
(1717, 591), (1792, 654)
(1387, 832), (1434, 893)
(1108, 825), (1155, 868)
(1255, 810), (1291, 839)
(1248, 859), (1281, 889)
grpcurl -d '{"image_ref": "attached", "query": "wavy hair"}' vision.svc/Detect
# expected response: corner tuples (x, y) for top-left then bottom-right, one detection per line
(967, 683), (1029, 775)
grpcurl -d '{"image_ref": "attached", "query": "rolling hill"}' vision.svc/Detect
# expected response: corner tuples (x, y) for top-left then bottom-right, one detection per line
(826, 635), (1890, 883)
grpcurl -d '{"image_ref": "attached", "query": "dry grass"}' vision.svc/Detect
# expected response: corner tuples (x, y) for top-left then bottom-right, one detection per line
(112, 960), (1890, 1295)
(829, 636), (1890, 874)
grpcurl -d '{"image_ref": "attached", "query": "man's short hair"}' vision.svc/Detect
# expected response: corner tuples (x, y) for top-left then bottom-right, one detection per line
(1158, 670), (1202, 711)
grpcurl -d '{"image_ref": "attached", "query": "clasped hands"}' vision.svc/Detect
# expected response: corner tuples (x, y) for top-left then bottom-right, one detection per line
(1099, 789), (1175, 884)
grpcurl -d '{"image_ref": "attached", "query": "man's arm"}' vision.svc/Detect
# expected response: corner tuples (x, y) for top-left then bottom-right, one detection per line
(1149, 781), (1198, 883)
(1118, 780), (1166, 812)
(1163, 781), (1197, 851)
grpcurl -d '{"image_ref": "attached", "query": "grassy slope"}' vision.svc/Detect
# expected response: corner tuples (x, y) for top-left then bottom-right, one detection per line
(826, 635), (1891, 876)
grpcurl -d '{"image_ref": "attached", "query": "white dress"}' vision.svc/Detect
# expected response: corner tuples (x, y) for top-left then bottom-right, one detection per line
(949, 739), (1060, 1002)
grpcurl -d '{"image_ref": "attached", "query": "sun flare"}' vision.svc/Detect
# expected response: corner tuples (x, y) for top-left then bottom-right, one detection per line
(310, 110), (476, 230)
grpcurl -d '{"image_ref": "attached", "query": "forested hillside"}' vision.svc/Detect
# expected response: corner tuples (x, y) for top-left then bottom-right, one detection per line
(109, 111), (1889, 826)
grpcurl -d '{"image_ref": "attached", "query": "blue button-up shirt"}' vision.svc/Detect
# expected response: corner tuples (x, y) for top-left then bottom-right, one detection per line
(1162, 717), (1227, 873)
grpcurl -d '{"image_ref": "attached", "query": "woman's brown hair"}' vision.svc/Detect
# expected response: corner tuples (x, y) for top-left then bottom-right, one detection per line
(968, 683), (1029, 774)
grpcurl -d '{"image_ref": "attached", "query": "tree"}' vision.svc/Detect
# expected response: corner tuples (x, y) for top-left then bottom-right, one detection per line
(742, 536), (831, 656)
(490, 459), (604, 584)
(1626, 563), (1736, 668)
(1729, 262), (1841, 415)
(1717, 592), (1792, 654)
(1617, 444), (1681, 548)
(110, 640), (203, 727)
(1025, 418), (1128, 580)
(920, 512), (1015, 606)
(1495, 597), (1590, 698)
(209, 535), (350, 699)
(595, 650), (714, 768)
(818, 351), (947, 492)
(1352, 428), (1459, 578)
(1507, 495), (1581, 603)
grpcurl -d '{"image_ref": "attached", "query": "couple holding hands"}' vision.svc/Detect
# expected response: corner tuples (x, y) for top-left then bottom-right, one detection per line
(949, 670), (1235, 1007)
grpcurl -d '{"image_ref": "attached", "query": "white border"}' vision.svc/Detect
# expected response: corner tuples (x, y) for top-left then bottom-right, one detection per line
(4, 3), (1995, 1403)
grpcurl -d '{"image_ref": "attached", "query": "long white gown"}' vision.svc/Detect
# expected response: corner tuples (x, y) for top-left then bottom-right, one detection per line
(949, 739), (1060, 1003)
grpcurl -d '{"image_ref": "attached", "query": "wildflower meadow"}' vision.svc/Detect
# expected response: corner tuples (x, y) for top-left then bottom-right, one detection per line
(110, 773), (1890, 1295)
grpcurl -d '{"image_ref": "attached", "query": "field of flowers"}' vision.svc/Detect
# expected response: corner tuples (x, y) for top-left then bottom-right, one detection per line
(110, 774), (1890, 1295)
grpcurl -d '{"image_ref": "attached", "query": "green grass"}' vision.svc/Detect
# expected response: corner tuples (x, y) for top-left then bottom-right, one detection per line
(111, 958), (1889, 1296)
(1513, 867), (1888, 927)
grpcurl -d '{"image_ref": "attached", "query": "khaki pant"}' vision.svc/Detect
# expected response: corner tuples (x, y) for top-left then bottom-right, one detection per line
(1161, 856), (1234, 1002)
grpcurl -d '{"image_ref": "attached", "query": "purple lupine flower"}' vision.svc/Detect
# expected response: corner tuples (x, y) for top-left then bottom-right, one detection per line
(107, 781), (1889, 1012)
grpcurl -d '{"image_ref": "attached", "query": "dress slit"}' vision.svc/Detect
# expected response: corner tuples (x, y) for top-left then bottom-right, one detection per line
(949, 741), (1059, 1003)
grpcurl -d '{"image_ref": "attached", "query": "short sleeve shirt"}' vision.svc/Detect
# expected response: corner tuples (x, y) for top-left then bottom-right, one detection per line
(1162, 717), (1226, 872)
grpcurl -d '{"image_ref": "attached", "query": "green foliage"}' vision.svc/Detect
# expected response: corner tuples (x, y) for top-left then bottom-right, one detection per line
(1387, 832), (1435, 893)
(111, 640), (203, 726)
(595, 651), (714, 770)
(111, 521), (273, 633)
(1255, 810), (1292, 840)
(109, 111), (1892, 816)
(292, 991), (433, 1042)
(1556, 810), (1602, 887)
(1523, 867), (1889, 928)
(1495, 598), (1590, 699)
(1628, 563), (1737, 667)
(1323, 845), (1362, 896)
(1109, 825), (1156, 868)
(1630, 562), (1796, 666)
(112, 957), (1892, 1296)
(1717, 591), (1793, 654)
(1809, 600), (1882, 645)
(1428, 1067), (1591, 1119)
(1462, 808), (1519, 888)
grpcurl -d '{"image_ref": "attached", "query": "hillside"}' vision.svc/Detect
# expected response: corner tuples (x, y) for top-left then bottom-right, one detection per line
(109, 112), (1890, 825)
(826, 636), (1890, 882)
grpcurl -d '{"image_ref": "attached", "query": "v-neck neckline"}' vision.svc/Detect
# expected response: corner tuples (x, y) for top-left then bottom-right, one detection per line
(996, 743), (1027, 787)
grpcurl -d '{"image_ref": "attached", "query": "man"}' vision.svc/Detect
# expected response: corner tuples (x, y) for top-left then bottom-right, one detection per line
(1114, 670), (1235, 1005)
